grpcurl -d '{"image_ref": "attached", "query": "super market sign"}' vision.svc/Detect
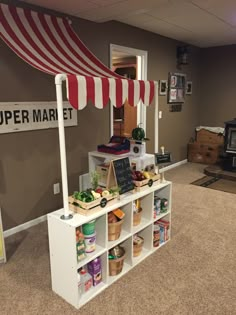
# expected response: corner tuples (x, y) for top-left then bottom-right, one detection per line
(0, 101), (77, 133)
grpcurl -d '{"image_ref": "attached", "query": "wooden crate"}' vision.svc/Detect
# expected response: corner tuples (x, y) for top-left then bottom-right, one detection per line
(133, 174), (160, 192)
(188, 142), (223, 164)
(196, 129), (224, 145)
(68, 194), (118, 216)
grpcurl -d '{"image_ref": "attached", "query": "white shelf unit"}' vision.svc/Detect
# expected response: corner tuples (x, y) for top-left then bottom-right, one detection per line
(88, 151), (155, 173)
(47, 180), (172, 309)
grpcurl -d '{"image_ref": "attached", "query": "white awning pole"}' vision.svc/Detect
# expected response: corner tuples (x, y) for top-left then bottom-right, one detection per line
(55, 74), (72, 219)
(154, 82), (159, 175)
(154, 82), (159, 153)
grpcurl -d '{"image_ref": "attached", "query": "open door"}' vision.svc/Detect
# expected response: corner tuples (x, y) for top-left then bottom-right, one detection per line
(112, 55), (137, 137)
(110, 44), (148, 138)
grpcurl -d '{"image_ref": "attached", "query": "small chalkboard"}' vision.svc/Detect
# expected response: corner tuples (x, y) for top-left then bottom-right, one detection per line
(112, 157), (134, 194)
(155, 152), (171, 165)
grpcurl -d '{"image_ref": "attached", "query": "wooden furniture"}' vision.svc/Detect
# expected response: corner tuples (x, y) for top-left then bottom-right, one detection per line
(188, 128), (224, 164)
(47, 180), (172, 309)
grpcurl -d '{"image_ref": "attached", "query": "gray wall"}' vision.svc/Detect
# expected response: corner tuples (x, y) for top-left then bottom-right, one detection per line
(199, 45), (236, 127)
(0, 2), (200, 229)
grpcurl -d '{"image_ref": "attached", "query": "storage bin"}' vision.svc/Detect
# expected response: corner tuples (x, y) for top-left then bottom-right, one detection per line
(109, 247), (125, 276)
(133, 236), (144, 257)
(108, 219), (123, 241)
(133, 208), (142, 226)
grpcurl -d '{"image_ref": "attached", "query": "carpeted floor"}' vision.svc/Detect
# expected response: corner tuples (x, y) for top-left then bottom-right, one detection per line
(0, 162), (236, 315)
(191, 175), (236, 194)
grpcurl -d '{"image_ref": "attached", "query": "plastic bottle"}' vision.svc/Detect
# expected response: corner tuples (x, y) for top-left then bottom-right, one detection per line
(77, 269), (82, 295)
(80, 269), (92, 294)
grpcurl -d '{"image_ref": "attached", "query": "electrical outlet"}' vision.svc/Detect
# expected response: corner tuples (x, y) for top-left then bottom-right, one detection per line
(53, 183), (60, 194)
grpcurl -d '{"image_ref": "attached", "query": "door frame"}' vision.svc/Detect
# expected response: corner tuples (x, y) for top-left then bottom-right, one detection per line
(109, 44), (148, 137)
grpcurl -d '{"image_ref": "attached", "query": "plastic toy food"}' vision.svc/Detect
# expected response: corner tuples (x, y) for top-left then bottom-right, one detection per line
(132, 125), (146, 141)
(102, 190), (110, 197)
(108, 212), (118, 223)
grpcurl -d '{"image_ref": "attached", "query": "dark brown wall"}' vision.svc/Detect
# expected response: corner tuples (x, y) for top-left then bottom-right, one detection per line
(199, 45), (236, 127)
(0, 2), (200, 229)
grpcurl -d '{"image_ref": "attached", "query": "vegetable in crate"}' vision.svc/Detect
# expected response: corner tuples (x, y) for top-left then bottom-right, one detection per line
(73, 191), (94, 203)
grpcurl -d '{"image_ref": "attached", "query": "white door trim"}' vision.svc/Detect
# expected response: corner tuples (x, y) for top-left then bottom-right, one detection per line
(110, 44), (148, 136)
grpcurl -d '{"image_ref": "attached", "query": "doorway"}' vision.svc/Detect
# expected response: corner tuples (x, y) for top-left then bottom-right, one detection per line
(110, 44), (148, 138)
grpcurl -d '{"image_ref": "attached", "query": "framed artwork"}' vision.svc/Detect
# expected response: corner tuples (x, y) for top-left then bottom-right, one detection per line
(168, 72), (186, 103)
(186, 81), (192, 95)
(159, 80), (168, 96)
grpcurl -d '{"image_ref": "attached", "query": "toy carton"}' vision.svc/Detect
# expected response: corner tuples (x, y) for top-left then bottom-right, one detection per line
(87, 257), (102, 286)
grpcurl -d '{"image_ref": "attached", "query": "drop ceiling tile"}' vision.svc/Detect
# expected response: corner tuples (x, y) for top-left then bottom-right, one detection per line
(166, 9), (231, 33)
(147, 1), (200, 19)
(90, 0), (126, 5)
(22, 0), (99, 15)
(118, 13), (156, 25)
(190, 0), (228, 10)
(191, 0), (236, 26)
(77, 0), (167, 22)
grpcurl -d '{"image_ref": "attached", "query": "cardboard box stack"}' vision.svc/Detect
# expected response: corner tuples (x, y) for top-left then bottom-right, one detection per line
(188, 128), (224, 164)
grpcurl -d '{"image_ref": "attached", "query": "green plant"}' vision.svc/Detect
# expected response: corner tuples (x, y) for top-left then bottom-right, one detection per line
(90, 171), (100, 190)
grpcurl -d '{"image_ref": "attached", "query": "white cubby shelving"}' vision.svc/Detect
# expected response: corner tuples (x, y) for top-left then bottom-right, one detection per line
(48, 180), (172, 309)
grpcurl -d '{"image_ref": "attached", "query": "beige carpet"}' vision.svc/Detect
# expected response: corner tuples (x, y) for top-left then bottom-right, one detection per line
(0, 162), (236, 314)
(192, 175), (236, 194)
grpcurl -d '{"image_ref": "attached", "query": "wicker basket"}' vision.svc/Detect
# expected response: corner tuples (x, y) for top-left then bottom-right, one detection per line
(133, 236), (144, 257)
(133, 208), (142, 226)
(109, 253), (125, 276)
(108, 219), (123, 241)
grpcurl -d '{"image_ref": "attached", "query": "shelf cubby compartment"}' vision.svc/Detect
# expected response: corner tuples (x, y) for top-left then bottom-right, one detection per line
(153, 213), (171, 250)
(132, 224), (153, 266)
(77, 214), (107, 269)
(107, 203), (132, 249)
(132, 194), (153, 234)
(78, 251), (108, 307)
(153, 184), (172, 221)
(154, 185), (172, 208)
(107, 237), (132, 285)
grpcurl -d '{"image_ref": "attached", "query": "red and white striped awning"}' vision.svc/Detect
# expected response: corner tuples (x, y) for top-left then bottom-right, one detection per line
(0, 3), (155, 110)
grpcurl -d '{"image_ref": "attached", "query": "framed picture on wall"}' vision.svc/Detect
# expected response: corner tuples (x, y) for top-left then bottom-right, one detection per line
(186, 81), (192, 95)
(168, 72), (186, 103)
(159, 80), (168, 96)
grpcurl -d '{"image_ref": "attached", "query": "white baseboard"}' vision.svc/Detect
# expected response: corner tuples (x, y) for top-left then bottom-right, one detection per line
(159, 159), (188, 173)
(3, 214), (47, 238)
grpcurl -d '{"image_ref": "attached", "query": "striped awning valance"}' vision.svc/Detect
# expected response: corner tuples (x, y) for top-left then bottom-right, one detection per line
(0, 3), (155, 110)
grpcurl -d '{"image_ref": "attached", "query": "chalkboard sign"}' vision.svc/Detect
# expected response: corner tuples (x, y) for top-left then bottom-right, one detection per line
(155, 152), (171, 165)
(112, 157), (134, 194)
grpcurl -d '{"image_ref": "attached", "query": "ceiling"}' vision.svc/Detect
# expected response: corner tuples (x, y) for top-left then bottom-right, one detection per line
(21, 0), (236, 47)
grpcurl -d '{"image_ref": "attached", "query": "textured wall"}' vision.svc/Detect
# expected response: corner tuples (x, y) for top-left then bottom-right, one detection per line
(199, 45), (236, 127)
(0, 2), (200, 229)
